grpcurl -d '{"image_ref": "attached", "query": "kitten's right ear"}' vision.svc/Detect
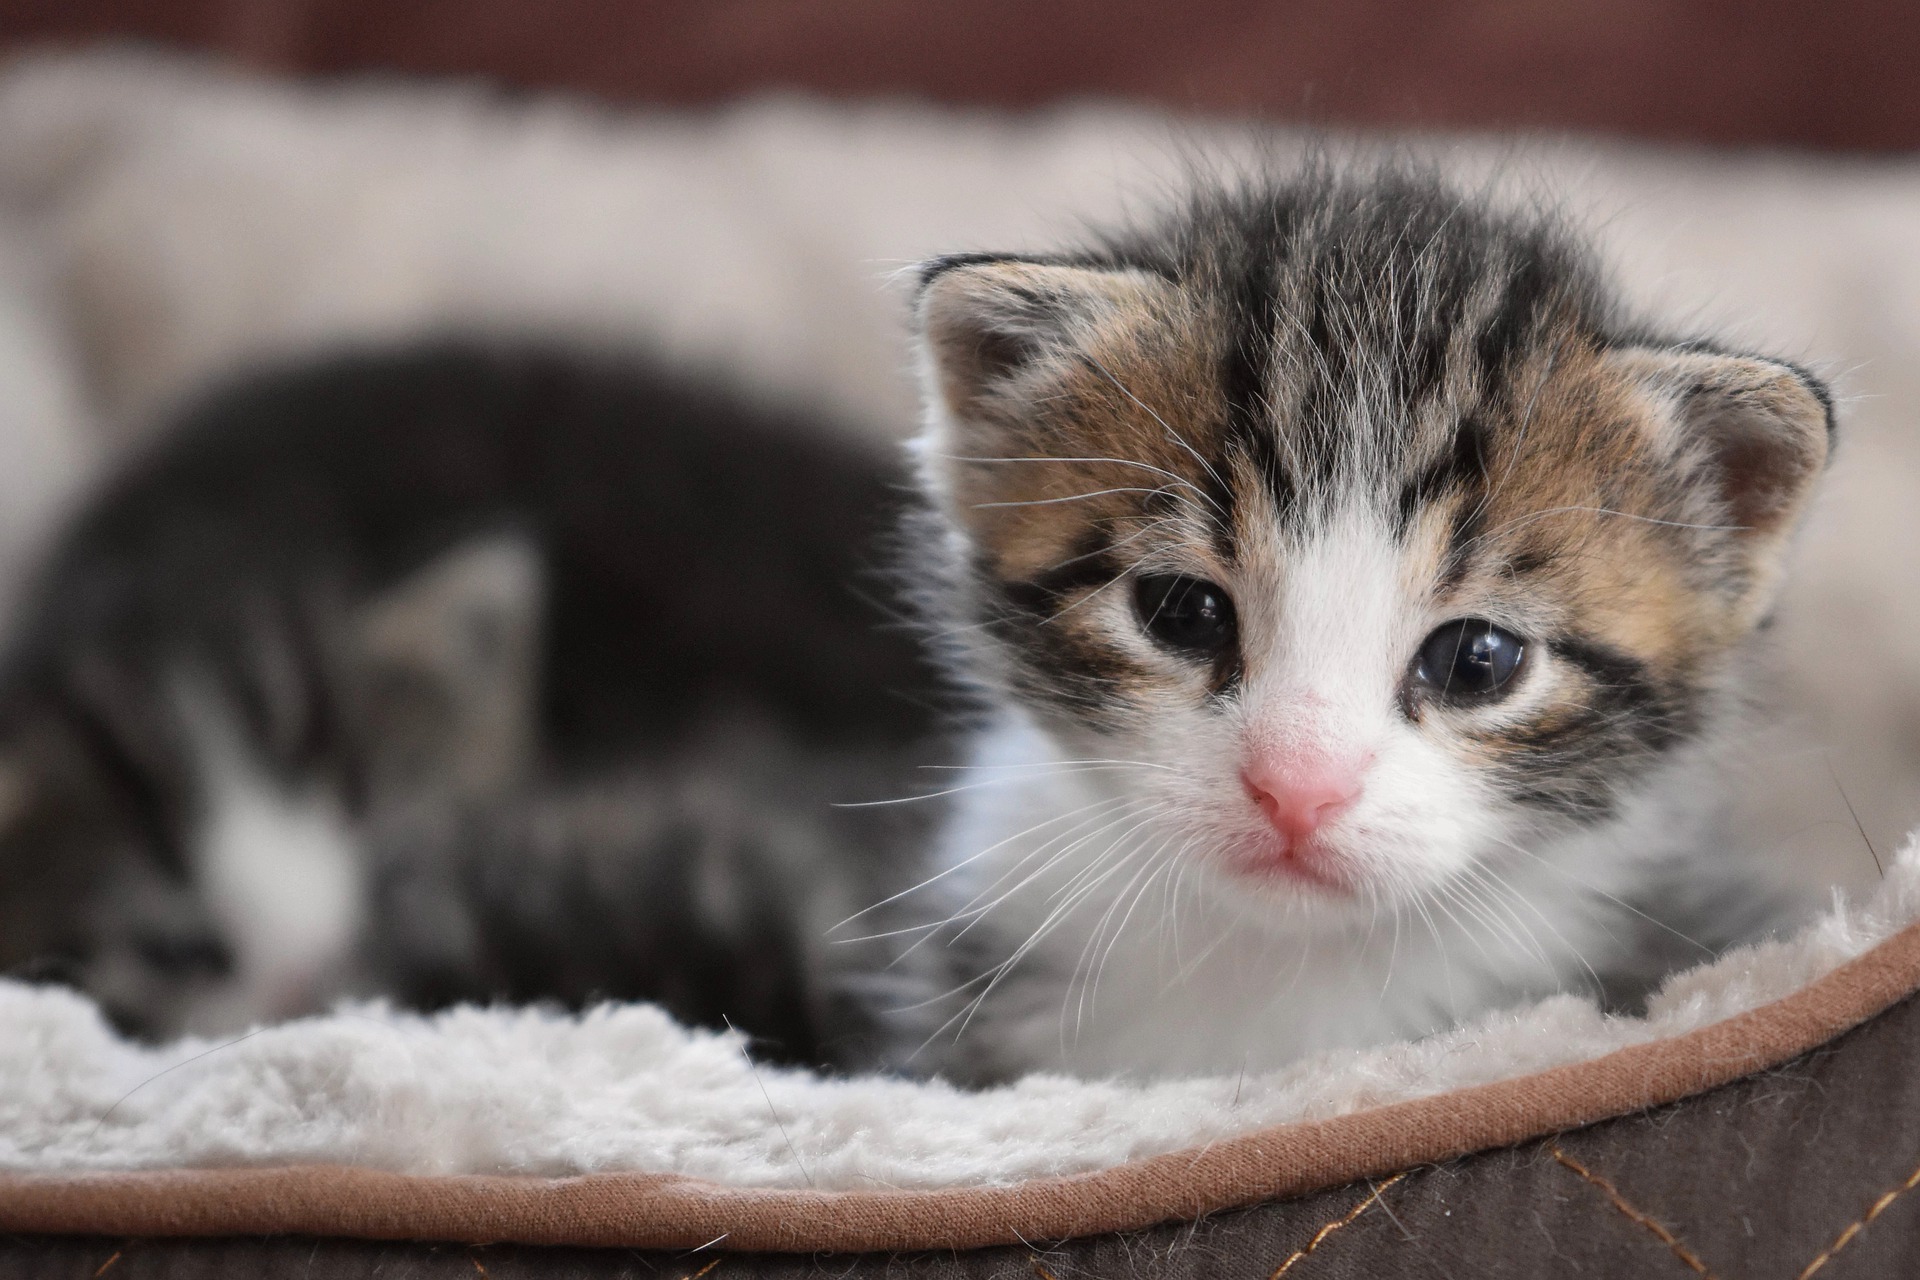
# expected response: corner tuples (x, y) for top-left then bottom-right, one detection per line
(1605, 347), (1833, 533)
(914, 257), (1173, 432)
(348, 531), (545, 798)
(1604, 345), (1833, 623)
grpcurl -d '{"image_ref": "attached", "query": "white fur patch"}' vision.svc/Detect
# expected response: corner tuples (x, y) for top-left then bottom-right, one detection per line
(179, 694), (364, 1035)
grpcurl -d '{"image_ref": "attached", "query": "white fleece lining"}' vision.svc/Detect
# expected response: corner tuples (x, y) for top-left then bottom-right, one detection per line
(1, 835), (1914, 1192)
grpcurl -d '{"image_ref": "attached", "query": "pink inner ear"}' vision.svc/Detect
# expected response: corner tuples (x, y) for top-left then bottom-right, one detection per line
(1241, 750), (1373, 845)
(1608, 348), (1831, 541)
(1703, 409), (1820, 535)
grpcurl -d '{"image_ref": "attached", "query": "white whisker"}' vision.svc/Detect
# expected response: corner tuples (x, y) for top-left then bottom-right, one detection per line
(831, 793), (1137, 935)
(1488, 835), (1713, 956)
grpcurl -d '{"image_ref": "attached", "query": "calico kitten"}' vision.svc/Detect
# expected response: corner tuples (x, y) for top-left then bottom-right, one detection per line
(0, 344), (946, 1065)
(895, 166), (1832, 1082)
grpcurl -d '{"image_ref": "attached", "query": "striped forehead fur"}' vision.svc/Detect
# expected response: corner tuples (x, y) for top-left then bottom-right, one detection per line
(925, 168), (1609, 512)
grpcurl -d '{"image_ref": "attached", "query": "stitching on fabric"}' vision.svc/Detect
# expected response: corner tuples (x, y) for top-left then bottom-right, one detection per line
(1797, 1157), (1920, 1279)
(1266, 1171), (1409, 1278)
(1550, 1145), (1718, 1277)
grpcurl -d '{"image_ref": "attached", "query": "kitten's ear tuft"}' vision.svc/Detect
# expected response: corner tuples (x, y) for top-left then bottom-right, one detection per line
(915, 258), (1171, 425)
(349, 531), (545, 797)
(1607, 346), (1833, 540)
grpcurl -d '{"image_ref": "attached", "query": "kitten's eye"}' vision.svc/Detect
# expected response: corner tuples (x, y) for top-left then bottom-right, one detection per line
(1413, 619), (1526, 701)
(1134, 574), (1236, 655)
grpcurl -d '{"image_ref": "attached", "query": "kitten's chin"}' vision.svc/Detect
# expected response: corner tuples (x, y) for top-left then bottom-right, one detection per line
(1222, 834), (1358, 896)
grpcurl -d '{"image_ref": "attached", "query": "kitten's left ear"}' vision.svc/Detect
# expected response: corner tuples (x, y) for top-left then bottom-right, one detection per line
(1606, 347), (1833, 540)
(348, 531), (545, 798)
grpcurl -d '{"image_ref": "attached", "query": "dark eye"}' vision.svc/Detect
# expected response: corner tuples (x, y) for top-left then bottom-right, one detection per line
(1134, 574), (1236, 655)
(1413, 619), (1527, 701)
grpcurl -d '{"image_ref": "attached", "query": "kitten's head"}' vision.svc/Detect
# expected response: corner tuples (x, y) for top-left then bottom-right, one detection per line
(913, 169), (1830, 909)
(0, 531), (545, 1036)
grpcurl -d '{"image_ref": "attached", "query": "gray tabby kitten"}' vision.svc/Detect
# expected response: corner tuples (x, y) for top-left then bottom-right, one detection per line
(0, 344), (948, 1067)
(893, 166), (1830, 1081)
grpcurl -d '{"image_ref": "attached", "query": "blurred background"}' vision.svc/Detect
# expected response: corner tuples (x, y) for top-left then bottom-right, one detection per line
(0, 2), (1912, 896)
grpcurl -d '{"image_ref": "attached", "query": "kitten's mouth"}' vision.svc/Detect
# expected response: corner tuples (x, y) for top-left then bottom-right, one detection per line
(1227, 836), (1355, 895)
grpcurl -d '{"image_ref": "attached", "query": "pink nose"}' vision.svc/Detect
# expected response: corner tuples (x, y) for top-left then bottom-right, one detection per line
(1241, 755), (1369, 844)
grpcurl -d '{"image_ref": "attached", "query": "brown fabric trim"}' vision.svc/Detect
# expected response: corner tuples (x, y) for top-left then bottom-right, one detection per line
(5, 917), (1920, 1254)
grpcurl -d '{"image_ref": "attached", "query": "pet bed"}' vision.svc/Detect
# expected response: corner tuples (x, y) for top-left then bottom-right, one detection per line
(3, 52), (1920, 1278)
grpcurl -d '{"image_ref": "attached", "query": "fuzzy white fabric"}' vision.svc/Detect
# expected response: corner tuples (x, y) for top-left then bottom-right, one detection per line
(1, 51), (1920, 1190)
(3, 839), (1916, 1190)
